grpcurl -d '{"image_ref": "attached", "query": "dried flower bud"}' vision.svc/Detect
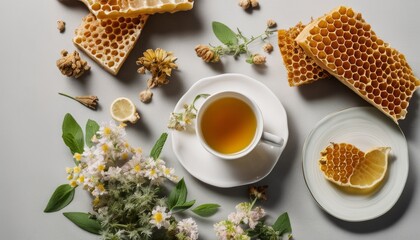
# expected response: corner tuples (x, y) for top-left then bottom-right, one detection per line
(195, 45), (219, 63)
(75, 95), (99, 110)
(250, 0), (259, 8)
(139, 89), (153, 103)
(252, 54), (266, 65)
(263, 43), (274, 53)
(266, 19), (277, 28)
(59, 93), (98, 110)
(238, 0), (251, 9)
(57, 20), (65, 33)
(56, 50), (90, 78)
(137, 66), (146, 74)
(249, 185), (268, 201)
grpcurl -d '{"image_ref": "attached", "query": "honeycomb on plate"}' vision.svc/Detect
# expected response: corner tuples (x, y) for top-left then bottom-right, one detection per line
(73, 13), (148, 75)
(80, 0), (194, 19)
(278, 22), (330, 86)
(296, 6), (420, 123)
(319, 143), (390, 189)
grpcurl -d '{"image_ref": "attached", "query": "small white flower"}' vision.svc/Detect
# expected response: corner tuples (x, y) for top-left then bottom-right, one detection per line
(103, 166), (122, 180)
(150, 206), (171, 229)
(214, 220), (245, 240)
(248, 206), (265, 229)
(177, 218), (199, 240)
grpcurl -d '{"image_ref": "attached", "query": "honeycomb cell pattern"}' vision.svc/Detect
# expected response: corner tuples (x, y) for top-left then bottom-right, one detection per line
(319, 143), (386, 188)
(296, 6), (420, 123)
(80, 0), (194, 19)
(278, 22), (330, 86)
(73, 13), (148, 75)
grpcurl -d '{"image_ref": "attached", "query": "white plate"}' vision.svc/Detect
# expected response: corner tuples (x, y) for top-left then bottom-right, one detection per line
(302, 107), (408, 222)
(171, 73), (289, 188)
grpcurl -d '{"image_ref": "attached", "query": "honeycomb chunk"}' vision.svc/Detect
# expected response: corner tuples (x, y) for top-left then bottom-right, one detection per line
(278, 22), (330, 86)
(73, 13), (148, 75)
(80, 0), (194, 19)
(319, 143), (390, 189)
(296, 6), (420, 123)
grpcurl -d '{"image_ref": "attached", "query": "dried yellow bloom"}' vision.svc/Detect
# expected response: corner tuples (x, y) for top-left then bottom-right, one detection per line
(136, 48), (178, 88)
(250, 0), (259, 7)
(195, 45), (220, 63)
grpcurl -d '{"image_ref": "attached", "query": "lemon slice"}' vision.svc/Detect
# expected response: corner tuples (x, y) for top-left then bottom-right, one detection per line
(110, 97), (140, 124)
(319, 143), (390, 189)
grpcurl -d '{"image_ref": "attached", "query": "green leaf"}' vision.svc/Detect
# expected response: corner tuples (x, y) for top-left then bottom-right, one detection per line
(150, 133), (168, 160)
(63, 212), (101, 235)
(192, 203), (220, 217)
(212, 21), (238, 46)
(171, 200), (196, 213)
(44, 184), (75, 213)
(85, 119), (99, 148)
(62, 113), (84, 154)
(168, 178), (187, 209)
(272, 212), (292, 236)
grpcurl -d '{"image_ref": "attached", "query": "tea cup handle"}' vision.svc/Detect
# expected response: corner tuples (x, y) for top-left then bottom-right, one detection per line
(262, 132), (284, 147)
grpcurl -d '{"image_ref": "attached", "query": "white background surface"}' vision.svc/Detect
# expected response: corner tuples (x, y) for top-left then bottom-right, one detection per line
(0, 0), (419, 239)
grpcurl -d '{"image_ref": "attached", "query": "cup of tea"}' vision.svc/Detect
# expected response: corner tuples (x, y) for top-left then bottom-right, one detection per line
(196, 91), (284, 160)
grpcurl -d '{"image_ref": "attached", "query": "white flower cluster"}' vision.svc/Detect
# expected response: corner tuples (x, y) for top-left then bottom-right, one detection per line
(214, 202), (266, 240)
(66, 121), (177, 200)
(150, 206), (199, 240)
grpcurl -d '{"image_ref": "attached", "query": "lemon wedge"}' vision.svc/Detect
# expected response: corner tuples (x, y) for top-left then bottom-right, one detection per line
(110, 97), (140, 124)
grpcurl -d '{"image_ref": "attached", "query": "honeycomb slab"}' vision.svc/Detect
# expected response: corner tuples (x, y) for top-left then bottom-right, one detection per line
(296, 6), (420, 122)
(319, 143), (390, 189)
(73, 13), (148, 75)
(278, 22), (330, 86)
(80, 0), (194, 19)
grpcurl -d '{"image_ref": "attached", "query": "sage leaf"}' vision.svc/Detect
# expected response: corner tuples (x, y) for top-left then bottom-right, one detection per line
(85, 119), (99, 148)
(192, 203), (220, 217)
(272, 212), (292, 236)
(63, 212), (101, 235)
(62, 113), (84, 155)
(150, 133), (168, 160)
(171, 200), (196, 213)
(168, 178), (187, 209)
(44, 184), (75, 213)
(212, 21), (238, 46)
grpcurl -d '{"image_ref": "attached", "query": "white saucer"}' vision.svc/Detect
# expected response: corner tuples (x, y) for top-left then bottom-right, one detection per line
(302, 107), (408, 221)
(171, 73), (289, 188)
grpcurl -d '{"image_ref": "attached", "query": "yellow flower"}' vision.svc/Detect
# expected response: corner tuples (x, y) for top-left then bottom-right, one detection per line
(73, 153), (82, 161)
(70, 180), (78, 188)
(96, 183), (105, 193)
(73, 166), (81, 174)
(134, 164), (141, 172)
(97, 164), (105, 172)
(93, 197), (100, 206)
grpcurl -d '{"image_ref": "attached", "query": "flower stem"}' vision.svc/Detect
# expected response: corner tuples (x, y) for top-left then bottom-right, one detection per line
(58, 92), (76, 101)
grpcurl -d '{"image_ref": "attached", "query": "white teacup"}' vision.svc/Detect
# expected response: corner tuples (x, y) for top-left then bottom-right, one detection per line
(196, 91), (284, 160)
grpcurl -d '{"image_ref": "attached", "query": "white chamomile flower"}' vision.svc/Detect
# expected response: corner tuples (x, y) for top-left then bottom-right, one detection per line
(177, 218), (199, 240)
(150, 206), (171, 229)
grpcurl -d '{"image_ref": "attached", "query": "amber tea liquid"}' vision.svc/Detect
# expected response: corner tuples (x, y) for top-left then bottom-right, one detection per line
(200, 97), (257, 154)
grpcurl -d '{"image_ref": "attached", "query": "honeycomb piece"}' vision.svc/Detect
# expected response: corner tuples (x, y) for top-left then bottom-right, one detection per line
(296, 6), (420, 123)
(319, 143), (390, 189)
(278, 22), (330, 86)
(73, 13), (148, 75)
(80, 0), (194, 19)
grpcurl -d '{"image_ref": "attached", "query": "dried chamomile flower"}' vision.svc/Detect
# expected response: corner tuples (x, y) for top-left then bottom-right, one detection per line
(136, 48), (178, 102)
(139, 88), (153, 103)
(56, 50), (90, 78)
(263, 43), (273, 53)
(59, 92), (98, 110)
(168, 94), (209, 131)
(57, 20), (65, 33)
(250, 0), (259, 8)
(195, 45), (220, 63)
(251, 54), (266, 65)
(238, 0), (251, 9)
(266, 19), (277, 28)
